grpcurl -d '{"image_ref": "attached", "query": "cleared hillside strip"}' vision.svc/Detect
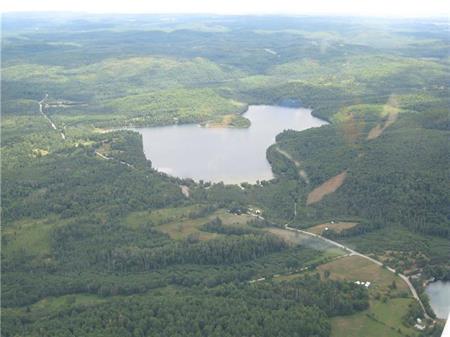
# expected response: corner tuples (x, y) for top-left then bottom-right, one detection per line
(367, 105), (399, 140)
(275, 146), (310, 184)
(306, 170), (347, 205)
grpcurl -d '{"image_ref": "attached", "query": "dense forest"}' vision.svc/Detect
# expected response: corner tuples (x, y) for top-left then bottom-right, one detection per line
(1, 13), (448, 337)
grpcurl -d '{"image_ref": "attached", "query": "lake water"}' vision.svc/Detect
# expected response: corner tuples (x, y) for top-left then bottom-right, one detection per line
(425, 281), (450, 319)
(133, 105), (327, 184)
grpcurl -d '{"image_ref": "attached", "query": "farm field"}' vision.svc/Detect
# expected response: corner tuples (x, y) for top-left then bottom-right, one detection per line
(321, 256), (421, 337)
(155, 209), (255, 239)
(317, 255), (410, 295)
(306, 221), (358, 235)
(331, 298), (419, 337)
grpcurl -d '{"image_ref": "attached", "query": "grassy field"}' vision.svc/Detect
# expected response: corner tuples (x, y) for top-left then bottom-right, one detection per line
(124, 205), (204, 229)
(317, 255), (409, 295)
(321, 256), (419, 337)
(331, 298), (419, 337)
(158, 217), (219, 240)
(2, 293), (108, 325)
(266, 227), (347, 257)
(2, 216), (66, 260)
(157, 209), (255, 240)
(203, 114), (251, 128)
(31, 294), (106, 313)
(306, 221), (358, 235)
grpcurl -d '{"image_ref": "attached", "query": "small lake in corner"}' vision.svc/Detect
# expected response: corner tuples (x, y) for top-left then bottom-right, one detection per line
(425, 281), (450, 319)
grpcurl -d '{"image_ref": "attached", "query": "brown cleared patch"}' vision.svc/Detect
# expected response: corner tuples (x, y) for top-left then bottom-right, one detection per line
(306, 221), (358, 235)
(367, 105), (399, 140)
(180, 185), (190, 198)
(306, 170), (347, 205)
(32, 148), (49, 157)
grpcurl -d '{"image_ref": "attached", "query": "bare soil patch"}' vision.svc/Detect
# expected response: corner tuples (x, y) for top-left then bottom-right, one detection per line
(367, 107), (399, 140)
(180, 185), (190, 198)
(306, 170), (347, 205)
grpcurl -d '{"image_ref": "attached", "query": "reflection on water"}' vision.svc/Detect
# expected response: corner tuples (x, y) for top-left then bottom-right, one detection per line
(425, 281), (450, 319)
(134, 105), (328, 184)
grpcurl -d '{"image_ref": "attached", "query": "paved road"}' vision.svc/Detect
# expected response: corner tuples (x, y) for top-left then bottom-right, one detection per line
(284, 224), (431, 319)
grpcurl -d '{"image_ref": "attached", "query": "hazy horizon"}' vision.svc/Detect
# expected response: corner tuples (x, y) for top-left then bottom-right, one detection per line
(1, 0), (449, 18)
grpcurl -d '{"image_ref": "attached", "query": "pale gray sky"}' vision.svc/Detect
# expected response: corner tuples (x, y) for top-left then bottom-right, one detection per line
(1, 0), (449, 17)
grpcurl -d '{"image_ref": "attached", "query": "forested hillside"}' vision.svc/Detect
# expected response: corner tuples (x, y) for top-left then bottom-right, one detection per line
(1, 14), (448, 337)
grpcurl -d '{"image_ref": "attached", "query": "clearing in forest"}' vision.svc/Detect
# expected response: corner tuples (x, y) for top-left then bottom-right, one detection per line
(331, 298), (419, 337)
(202, 114), (250, 128)
(306, 170), (347, 205)
(327, 256), (418, 337)
(306, 221), (358, 235)
(158, 209), (254, 240)
(317, 255), (409, 293)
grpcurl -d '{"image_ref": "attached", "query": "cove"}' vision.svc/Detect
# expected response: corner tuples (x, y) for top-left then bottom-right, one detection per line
(133, 105), (328, 184)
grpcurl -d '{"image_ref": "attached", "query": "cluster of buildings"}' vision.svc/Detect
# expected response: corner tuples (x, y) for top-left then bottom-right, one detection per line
(354, 280), (371, 288)
(414, 318), (426, 331)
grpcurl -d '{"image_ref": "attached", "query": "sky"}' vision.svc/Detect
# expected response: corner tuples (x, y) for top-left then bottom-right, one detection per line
(1, 0), (449, 18)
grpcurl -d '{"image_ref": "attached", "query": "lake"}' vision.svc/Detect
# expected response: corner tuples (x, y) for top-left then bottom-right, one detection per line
(133, 105), (328, 184)
(425, 281), (450, 319)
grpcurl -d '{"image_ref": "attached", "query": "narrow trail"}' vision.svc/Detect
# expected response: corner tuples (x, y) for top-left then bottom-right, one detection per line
(283, 224), (431, 319)
(39, 94), (66, 140)
(94, 151), (134, 168)
(274, 147), (310, 184)
(274, 147), (347, 206)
